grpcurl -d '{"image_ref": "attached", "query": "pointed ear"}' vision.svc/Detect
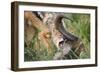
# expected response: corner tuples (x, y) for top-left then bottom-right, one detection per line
(55, 15), (78, 41)
(62, 16), (73, 22)
(55, 15), (73, 23)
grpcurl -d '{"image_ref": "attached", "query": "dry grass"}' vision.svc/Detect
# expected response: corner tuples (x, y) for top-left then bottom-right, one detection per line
(24, 12), (90, 61)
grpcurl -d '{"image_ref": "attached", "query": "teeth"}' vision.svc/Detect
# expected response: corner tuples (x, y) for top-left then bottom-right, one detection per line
(59, 41), (64, 48)
(54, 41), (72, 60)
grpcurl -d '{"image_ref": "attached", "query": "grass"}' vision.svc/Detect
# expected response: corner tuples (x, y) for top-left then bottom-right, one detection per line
(24, 12), (90, 61)
(24, 30), (57, 61)
(64, 13), (90, 59)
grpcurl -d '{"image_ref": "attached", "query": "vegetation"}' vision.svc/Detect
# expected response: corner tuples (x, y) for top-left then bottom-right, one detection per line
(64, 13), (90, 59)
(24, 12), (90, 61)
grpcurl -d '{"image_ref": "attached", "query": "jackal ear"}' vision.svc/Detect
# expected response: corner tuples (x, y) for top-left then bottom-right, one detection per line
(55, 14), (73, 22)
(55, 15), (78, 41)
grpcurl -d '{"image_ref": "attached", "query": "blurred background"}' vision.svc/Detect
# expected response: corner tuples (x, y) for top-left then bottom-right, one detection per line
(24, 12), (90, 61)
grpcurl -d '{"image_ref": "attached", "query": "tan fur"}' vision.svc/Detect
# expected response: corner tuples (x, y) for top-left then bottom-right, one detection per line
(24, 11), (52, 52)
